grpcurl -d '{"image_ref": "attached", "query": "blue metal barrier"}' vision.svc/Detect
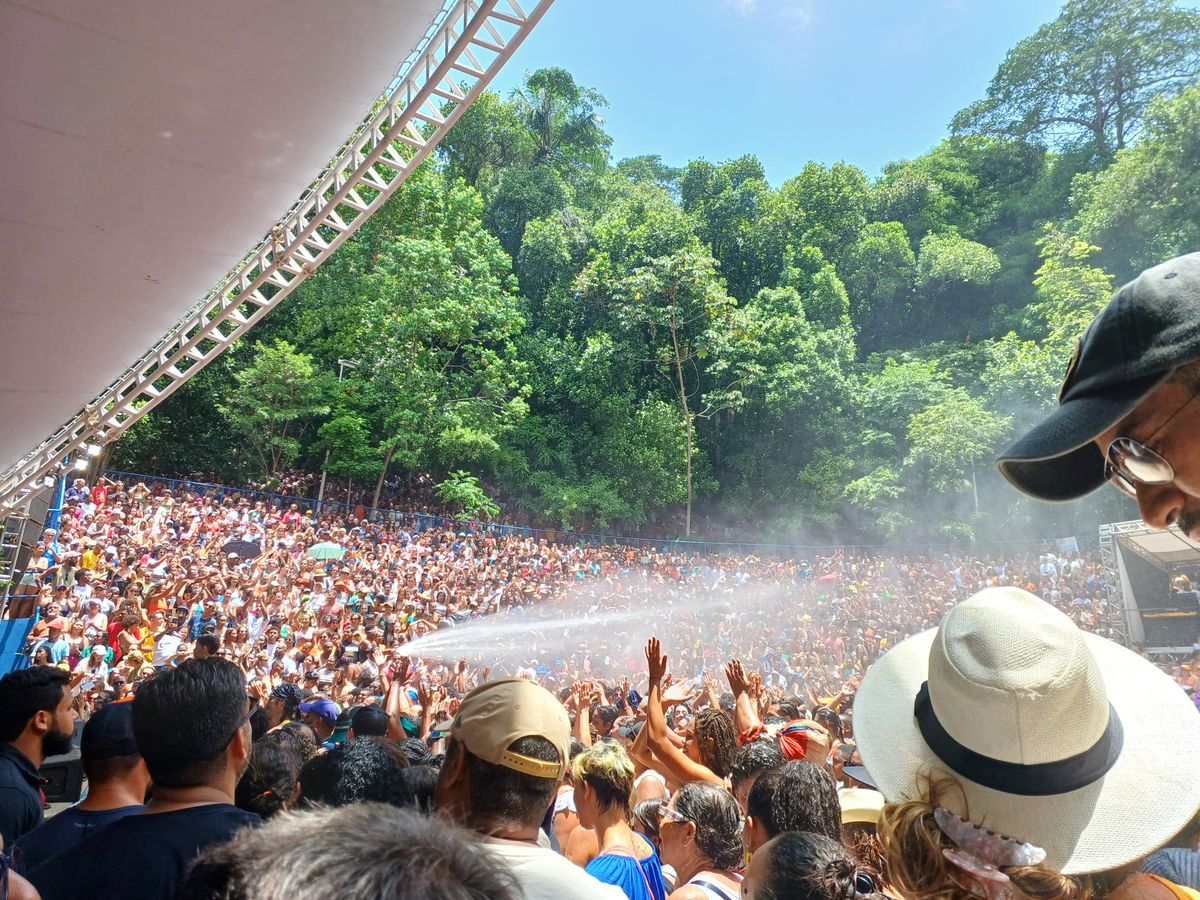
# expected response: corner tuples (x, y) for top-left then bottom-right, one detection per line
(0, 617), (35, 674)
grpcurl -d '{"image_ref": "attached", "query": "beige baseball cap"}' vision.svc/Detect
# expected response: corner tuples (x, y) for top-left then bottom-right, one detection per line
(438, 678), (570, 780)
(838, 787), (885, 825)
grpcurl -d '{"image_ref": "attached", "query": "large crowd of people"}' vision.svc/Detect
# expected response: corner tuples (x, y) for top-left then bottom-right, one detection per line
(4, 252), (1200, 900)
(0, 470), (1193, 900)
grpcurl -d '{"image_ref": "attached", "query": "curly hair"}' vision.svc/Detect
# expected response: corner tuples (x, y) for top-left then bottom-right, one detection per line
(877, 777), (1101, 900)
(236, 736), (300, 820)
(300, 737), (412, 809)
(695, 708), (737, 779)
(746, 760), (841, 844)
(673, 781), (744, 871)
(177, 804), (521, 900)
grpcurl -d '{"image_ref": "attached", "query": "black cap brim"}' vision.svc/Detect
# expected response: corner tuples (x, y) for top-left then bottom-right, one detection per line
(996, 371), (1169, 501)
(842, 765), (876, 788)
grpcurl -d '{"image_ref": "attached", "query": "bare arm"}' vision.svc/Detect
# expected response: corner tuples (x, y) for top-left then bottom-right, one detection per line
(643, 637), (723, 787)
(572, 682), (592, 748)
(726, 659), (763, 735)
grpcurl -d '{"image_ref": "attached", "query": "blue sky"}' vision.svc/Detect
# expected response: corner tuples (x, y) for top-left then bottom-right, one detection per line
(491, 0), (1062, 182)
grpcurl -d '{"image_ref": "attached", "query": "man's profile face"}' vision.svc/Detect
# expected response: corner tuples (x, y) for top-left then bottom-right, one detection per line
(1095, 380), (1200, 537)
(43, 686), (77, 758)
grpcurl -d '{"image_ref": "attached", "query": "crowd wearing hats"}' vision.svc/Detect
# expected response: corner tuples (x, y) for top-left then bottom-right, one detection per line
(5, 254), (1200, 899)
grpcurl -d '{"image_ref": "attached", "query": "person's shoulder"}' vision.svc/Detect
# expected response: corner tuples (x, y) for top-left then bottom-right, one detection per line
(669, 884), (720, 900)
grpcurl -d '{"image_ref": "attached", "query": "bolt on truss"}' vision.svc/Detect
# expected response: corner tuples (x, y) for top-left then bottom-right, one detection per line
(0, 0), (552, 511)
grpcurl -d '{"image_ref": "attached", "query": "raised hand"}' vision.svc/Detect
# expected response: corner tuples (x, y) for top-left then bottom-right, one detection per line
(645, 637), (668, 686)
(661, 680), (696, 707)
(416, 681), (432, 712)
(725, 659), (749, 697)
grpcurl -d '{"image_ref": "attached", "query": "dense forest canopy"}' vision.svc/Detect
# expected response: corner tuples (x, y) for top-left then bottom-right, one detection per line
(114, 0), (1200, 544)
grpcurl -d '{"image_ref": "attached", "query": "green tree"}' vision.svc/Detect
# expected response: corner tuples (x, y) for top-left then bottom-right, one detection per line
(616, 248), (746, 535)
(905, 390), (1012, 495)
(217, 339), (330, 477)
(511, 67), (613, 174)
(436, 90), (535, 188)
(916, 232), (1001, 292)
(435, 470), (501, 520)
(616, 154), (682, 193)
(1029, 227), (1115, 344)
(1070, 82), (1200, 279)
(841, 222), (917, 345)
(951, 0), (1200, 156)
(315, 412), (378, 481)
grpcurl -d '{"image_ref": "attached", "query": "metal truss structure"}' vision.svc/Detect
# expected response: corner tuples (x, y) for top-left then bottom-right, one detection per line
(1097, 521), (1137, 645)
(0, 0), (551, 511)
(1098, 518), (1200, 647)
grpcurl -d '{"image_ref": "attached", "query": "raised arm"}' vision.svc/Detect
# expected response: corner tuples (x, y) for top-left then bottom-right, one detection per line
(725, 659), (763, 736)
(643, 637), (723, 787)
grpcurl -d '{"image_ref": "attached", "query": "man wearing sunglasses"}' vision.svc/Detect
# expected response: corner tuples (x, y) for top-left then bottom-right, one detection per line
(999, 252), (1200, 537)
(26, 659), (260, 900)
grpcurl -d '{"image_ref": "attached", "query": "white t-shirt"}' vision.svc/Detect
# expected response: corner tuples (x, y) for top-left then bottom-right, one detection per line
(153, 632), (183, 666)
(485, 841), (626, 900)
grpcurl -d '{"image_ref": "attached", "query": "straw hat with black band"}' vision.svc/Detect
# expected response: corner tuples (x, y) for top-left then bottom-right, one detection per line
(855, 586), (1200, 875)
(997, 252), (1200, 501)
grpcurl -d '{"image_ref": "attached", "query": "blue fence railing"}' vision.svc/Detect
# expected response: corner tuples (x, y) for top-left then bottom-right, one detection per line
(99, 470), (1088, 560)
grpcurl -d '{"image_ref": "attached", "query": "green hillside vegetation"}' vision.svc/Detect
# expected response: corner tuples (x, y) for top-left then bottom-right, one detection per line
(113, 0), (1200, 543)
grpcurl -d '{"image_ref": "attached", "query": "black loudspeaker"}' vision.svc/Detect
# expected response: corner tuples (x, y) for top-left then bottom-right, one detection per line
(39, 746), (83, 804)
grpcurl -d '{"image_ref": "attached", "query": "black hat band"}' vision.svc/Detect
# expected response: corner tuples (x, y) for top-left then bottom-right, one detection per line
(913, 681), (1123, 796)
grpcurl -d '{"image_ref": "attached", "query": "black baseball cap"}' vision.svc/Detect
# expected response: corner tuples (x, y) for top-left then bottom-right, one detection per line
(81, 701), (140, 761)
(998, 252), (1200, 501)
(350, 704), (390, 737)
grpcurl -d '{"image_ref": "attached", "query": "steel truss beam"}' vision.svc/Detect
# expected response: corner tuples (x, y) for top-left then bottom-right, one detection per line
(0, 0), (552, 510)
(1097, 521), (1132, 645)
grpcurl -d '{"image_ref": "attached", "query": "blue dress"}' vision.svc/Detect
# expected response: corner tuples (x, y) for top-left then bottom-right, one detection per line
(586, 845), (667, 900)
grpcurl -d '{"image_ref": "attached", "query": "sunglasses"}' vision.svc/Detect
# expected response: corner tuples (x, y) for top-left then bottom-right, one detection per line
(224, 698), (259, 746)
(1104, 390), (1200, 498)
(657, 804), (692, 827)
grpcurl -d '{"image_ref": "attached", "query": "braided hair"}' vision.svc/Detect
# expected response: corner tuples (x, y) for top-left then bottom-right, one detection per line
(694, 708), (737, 779)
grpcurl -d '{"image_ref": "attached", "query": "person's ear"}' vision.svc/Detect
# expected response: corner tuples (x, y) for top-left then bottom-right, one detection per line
(230, 720), (251, 767)
(29, 708), (52, 737)
(440, 738), (467, 789)
(744, 815), (766, 854)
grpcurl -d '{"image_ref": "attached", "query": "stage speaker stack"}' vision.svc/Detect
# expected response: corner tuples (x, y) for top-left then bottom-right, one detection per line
(39, 716), (84, 804)
(1139, 589), (1200, 650)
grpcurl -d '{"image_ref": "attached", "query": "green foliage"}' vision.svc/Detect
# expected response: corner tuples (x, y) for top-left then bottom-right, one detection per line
(435, 470), (501, 521)
(216, 339), (330, 477)
(1030, 227), (1115, 344)
(316, 412), (378, 480)
(118, 42), (1200, 543)
(511, 67), (613, 174)
(905, 390), (1012, 494)
(916, 233), (1001, 291)
(1070, 82), (1200, 279)
(841, 222), (917, 344)
(951, 0), (1200, 155)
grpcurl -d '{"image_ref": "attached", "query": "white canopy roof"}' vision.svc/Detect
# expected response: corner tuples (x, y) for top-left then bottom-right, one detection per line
(0, 0), (446, 470)
(1117, 523), (1200, 567)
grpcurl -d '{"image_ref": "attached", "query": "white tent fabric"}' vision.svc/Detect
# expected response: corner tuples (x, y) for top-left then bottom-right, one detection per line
(0, 0), (445, 469)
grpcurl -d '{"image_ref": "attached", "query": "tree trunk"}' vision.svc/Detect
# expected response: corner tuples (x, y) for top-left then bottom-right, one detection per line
(670, 321), (693, 537)
(372, 444), (396, 509)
